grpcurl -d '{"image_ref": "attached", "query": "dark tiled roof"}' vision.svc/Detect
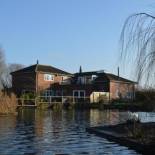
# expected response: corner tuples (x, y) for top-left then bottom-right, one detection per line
(36, 65), (71, 75)
(11, 64), (71, 75)
(74, 71), (136, 83)
(11, 65), (37, 74)
(75, 71), (104, 76)
(106, 73), (136, 83)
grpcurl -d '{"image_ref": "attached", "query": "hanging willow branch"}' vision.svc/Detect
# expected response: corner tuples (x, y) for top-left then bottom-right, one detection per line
(120, 13), (155, 86)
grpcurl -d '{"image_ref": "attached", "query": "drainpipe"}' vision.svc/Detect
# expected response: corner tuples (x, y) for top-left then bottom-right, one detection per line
(117, 67), (120, 99)
(35, 60), (39, 95)
(117, 67), (120, 77)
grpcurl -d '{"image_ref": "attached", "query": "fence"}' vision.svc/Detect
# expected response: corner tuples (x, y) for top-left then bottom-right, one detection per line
(17, 95), (91, 107)
(17, 93), (111, 107)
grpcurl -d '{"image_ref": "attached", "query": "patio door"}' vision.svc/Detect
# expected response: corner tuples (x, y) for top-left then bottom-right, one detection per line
(73, 90), (85, 98)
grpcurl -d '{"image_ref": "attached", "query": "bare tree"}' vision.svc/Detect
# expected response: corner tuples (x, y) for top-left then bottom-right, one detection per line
(0, 47), (7, 89)
(120, 13), (155, 87)
(6, 63), (24, 88)
(0, 47), (24, 89)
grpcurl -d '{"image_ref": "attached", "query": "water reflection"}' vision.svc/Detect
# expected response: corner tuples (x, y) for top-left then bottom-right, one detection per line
(0, 109), (154, 155)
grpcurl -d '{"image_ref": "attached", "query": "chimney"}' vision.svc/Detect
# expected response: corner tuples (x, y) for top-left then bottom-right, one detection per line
(79, 66), (82, 73)
(117, 67), (120, 77)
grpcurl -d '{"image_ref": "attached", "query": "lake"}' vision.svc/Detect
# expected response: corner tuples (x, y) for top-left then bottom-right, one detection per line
(0, 109), (155, 155)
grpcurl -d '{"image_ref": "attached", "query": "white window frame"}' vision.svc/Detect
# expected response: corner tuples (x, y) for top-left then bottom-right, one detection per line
(73, 90), (85, 98)
(44, 74), (54, 81)
(44, 90), (54, 97)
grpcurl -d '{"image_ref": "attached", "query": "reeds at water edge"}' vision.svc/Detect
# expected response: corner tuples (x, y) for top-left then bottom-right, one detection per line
(0, 91), (17, 115)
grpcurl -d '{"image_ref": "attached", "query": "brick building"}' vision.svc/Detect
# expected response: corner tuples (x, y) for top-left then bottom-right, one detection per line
(11, 63), (72, 96)
(11, 63), (136, 101)
(52, 71), (136, 101)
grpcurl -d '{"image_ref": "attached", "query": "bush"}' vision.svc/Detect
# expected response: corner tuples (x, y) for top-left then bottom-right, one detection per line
(136, 90), (155, 102)
(135, 90), (155, 110)
(21, 92), (36, 100)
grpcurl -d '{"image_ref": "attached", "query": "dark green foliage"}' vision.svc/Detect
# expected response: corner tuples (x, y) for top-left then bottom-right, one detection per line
(136, 90), (155, 102)
(21, 92), (36, 100)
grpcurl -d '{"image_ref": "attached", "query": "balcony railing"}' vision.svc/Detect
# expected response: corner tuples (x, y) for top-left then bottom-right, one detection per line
(60, 80), (71, 85)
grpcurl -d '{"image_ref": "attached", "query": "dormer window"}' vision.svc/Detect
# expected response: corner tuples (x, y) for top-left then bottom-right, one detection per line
(44, 74), (54, 81)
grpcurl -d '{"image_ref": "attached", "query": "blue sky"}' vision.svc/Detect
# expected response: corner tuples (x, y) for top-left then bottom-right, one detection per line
(0, 0), (155, 78)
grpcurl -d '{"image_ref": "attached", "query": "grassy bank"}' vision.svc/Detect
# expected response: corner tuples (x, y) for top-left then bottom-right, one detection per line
(0, 92), (17, 115)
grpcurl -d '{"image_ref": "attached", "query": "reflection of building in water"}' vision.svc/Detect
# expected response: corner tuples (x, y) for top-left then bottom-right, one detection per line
(74, 110), (90, 125)
(34, 110), (44, 137)
(17, 109), (45, 138)
(47, 110), (63, 139)
(90, 110), (108, 126)
(90, 110), (125, 126)
(106, 110), (120, 125)
(106, 111), (131, 124)
(39, 110), (72, 143)
(0, 115), (17, 137)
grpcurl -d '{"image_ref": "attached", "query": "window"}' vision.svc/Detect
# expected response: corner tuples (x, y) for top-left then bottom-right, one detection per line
(61, 76), (68, 81)
(55, 90), (63, 96)
(73, 90), (85, 98)
(92, 75), (97, 80)
(44, 74), (54, 81)
(61, 76), (70, 84)
(80, 91), (85, 97)
(77, 77), (86, 84)
(74, 91), (79, 97)
(44, 90), (54, 97)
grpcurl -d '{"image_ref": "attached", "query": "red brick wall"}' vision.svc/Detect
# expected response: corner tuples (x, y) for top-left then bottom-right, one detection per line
(37, 72), (65, 92)
(110, 81), (135, 100)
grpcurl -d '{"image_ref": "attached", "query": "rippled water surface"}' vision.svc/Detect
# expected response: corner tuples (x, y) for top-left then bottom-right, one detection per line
(0, 109), (155, 155)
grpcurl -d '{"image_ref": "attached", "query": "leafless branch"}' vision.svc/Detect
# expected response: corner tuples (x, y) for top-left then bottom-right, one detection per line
(120, 13), (155, 87)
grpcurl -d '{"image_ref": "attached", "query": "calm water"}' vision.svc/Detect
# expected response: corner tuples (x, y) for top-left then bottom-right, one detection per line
(0, 109), (155, 155)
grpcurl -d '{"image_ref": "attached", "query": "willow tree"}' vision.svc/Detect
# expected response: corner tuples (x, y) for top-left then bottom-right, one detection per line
(120, 13), (155, 87)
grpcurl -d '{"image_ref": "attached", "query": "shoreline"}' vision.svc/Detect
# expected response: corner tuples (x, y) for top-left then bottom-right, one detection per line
(86, 122), (155, 154)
